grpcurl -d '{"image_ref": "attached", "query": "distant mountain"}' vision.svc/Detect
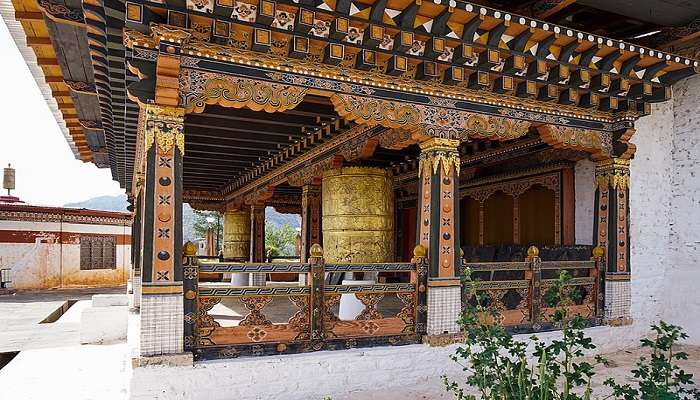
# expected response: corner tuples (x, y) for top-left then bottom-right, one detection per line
(64, 195), (299, 242)
(64, 194), (129, 212)
(266, 207), (301, 230)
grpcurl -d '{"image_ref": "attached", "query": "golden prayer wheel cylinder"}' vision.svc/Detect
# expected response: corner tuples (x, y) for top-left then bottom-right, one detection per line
(322, 167), (394, 264)
(223, 209), (250, 260)
(222, 209), (251, 285)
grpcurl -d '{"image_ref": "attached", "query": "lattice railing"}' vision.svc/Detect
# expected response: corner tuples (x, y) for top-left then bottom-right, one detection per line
(462, 247), (603, 333)
(183, 246), (428, 360)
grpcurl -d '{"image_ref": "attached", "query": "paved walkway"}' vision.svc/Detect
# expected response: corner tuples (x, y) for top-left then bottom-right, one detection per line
(0, 286), (125, 353)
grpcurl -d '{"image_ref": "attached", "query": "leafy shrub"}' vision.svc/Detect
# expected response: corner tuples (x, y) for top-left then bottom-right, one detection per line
(605, 321), (700, 400)
(444, 270), (606, 400)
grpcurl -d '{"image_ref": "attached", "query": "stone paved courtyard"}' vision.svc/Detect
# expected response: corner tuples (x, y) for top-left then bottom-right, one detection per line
(0, 287), (125, 353)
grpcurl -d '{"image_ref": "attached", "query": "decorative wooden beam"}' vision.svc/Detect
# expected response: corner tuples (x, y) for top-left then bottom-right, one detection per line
(26, 37), (52, 46)
(52, 90), (72, 97)
(14, 11), (44, 20)
(36, 0), (85, 26)
(44, 76), (64, 83)
(36, 57), (59, 66)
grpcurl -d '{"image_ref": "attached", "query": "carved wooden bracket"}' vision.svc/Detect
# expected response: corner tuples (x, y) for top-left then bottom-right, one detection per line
(184, 76), (308, 114)
(329, 93), (531, 142)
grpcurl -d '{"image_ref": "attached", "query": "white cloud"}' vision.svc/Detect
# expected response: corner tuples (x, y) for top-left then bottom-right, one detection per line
(0, 18), (124, 206)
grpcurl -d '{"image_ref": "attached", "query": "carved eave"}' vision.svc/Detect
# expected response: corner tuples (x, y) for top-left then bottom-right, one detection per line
(121, 0), (698, 117)
(1, 0), (97, 163)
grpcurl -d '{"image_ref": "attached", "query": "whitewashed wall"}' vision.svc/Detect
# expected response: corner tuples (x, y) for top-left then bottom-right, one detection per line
(569, 76), (700, 342)
(665, 75), (700, 341)
(628, 75), (700, 342)
(574, 159), (595, 245)
(0, 220), (131, 289)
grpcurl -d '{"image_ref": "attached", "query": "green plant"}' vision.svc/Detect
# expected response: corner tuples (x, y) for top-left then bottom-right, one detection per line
(604, 321), (700, 400)
(444, 270), (606, 400)
(265, 223), (298, 258)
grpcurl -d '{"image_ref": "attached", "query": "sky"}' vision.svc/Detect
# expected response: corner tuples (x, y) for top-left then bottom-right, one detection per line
(0, 18), (124, 206)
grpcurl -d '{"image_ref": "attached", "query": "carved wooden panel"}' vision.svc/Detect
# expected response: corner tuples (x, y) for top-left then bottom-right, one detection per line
(79, 235), (116, 270)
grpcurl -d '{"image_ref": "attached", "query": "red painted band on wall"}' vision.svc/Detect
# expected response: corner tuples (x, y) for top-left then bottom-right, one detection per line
(0, 230), (131, 245)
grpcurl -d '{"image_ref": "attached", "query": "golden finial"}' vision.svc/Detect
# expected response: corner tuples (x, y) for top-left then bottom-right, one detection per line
(413, 244), (427, 257)
(592, 246), (605, 258)
(310, 243), (323, 257)
(527, 246), (539, 258)
(183, 241), (197, 257)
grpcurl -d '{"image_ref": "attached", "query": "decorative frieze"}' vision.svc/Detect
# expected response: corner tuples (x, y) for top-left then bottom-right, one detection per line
(184, 76), (307, 114)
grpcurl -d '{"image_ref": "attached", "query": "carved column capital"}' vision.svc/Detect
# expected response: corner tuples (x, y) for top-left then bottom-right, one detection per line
(595, 158), (630, 191)
(418, 138), (461, 177)
(143, 104), (185, 155)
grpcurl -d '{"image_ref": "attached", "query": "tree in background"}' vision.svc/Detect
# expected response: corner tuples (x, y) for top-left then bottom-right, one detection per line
(265, 224), (297, 258)
(192, 210), (223, 253)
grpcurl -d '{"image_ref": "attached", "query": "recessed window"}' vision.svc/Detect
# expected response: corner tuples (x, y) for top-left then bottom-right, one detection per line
(80, 236), (116, 270)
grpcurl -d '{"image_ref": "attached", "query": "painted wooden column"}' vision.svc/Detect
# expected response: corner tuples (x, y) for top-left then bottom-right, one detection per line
(416, 138), (462, 336)
(138, 104), (186, 356)
(300, 184), (321, 263)
(249, 204), (266, 286)
(593, 158), (631, 325)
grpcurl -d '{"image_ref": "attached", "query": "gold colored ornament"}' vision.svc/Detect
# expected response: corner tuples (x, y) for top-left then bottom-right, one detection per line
(464, 114), (531, 141)
(413, 244), (427, 258)
(144, 105), (185, 155)
(183, 241), (198, 256)
(185, 77), (308, 114)
(309, 243), (324, 258)
(330, 94), (421, 129)
(592, 246), (605, 259)
(595, 158), (630, 190)
(418, 138), (461, 176)
(527, 246), (539, 258)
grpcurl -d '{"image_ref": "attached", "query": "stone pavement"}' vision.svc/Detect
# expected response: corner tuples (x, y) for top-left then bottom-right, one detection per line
(0, 286), (125, 353)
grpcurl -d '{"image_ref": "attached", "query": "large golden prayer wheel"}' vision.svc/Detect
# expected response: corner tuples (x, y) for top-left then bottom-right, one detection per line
(223, 209), (250, 260)
(322, 167), (394, 263)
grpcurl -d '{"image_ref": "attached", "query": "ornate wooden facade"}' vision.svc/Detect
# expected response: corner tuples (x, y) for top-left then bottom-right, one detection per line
(5, 0), (698, 358)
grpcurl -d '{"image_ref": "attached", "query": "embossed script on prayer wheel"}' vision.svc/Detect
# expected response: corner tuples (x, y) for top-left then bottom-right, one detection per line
(322, 167), (394, 263)
(223, 209), (250, 259)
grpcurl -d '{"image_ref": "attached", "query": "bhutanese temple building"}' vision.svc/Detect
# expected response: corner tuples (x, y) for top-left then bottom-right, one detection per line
(1, 0), (699, 397)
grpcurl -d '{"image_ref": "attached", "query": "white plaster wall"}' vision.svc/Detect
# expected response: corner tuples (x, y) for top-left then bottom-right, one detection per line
(630, 100), (675, 328)
(0, 220), (132, 289)
(628, 75), (700, 343)
(666, 75), (700, 341)
(0, 242), (62, 288)
(129, 324), (643, 400)
(574, 159), (595, 245)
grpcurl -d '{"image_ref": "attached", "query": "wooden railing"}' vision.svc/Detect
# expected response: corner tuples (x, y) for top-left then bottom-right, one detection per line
(462, 246), (603, 333)
(183, 246), (428, 360)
